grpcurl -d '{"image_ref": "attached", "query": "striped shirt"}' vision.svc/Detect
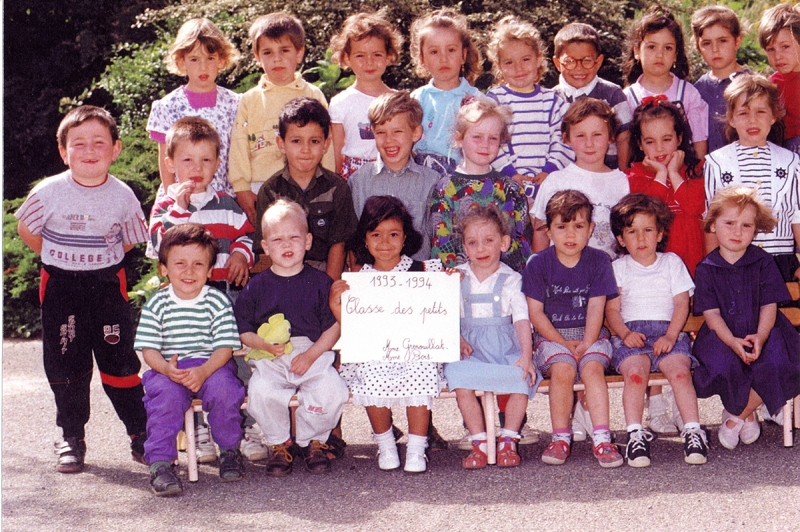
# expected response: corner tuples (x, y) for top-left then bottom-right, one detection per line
(135, 285), (241, 362)
(487, 85), (574, 178)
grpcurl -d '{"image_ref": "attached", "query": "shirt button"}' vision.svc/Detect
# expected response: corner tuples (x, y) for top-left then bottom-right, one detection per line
(758, 244), (763, 248)
(756, 180), (761, 185)
(494, 296), (500, 302)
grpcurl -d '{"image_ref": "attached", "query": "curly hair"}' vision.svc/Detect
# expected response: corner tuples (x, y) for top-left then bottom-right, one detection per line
(623, 5), (690, 86)
(456, 203), (511, 239)
(330, 9), (403, 67)
(166, 18), (241, 76)
(703, 186), (776, 234)
(410, 8), (482, 85)
(723, 73), (785, 145)
(350, 196), (423, 266)
(610, 193), (674, 254)
(629, 99), (702, 179)
(454, 97), (513, 145)
(486, 15), (547, 85)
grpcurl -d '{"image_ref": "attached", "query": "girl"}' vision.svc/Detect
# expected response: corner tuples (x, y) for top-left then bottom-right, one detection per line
(607, 194), (708, 467)
(329, 11), (403, 179)
(623, 5), (709, 160)
(443, 205), (540, 469)
(409, 8), (482, 176)
(486, 15), (573, 199)
(692, 186), (800, 449)
(705, 73), (800, 283)
(627, 98), (705, 277)
(331, 196), (445, 473)
(430, 98), (532, 272)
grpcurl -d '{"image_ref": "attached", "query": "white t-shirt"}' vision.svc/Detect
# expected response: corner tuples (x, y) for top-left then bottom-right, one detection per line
(329, 87), (379, 160)
(457, 262), (529, 322)
(530, 163), (630, 258)
(612, 252), (695, 323)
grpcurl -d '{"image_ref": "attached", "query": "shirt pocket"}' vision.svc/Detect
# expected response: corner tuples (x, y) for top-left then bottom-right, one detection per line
(308, 194), (336, 243)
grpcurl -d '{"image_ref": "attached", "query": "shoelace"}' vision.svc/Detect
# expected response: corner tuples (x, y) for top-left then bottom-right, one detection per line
(310, 441), (331, 455)
(682, 428), (706, 449)
(627, 429), (654, 455)
(271, 445), (293, 463)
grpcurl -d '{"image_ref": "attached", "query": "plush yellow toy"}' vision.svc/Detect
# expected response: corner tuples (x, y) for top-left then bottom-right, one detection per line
(244, 313), (293, 361)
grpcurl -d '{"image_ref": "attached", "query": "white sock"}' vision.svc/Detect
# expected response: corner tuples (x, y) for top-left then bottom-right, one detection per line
(592, 429), (612, 444)
(468, 432), (488, 453)
(683, 422), (701, 431)
(498, 428), (521, 440)
(627, 423), (643, 433)
(374, 428), (396, 450)
(552, 432), (572, 444)
(407, 434), (427, 455)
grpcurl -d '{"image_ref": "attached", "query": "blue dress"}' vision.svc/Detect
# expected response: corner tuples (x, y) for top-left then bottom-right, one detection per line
(444, 272), (542, 397)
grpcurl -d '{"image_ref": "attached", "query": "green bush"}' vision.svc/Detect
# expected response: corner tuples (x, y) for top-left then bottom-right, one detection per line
(3, 198), (43, 338)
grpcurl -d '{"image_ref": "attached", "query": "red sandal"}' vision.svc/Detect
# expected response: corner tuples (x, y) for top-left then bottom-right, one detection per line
(462, 440), (488, 469)
(497, 436), (520, 467)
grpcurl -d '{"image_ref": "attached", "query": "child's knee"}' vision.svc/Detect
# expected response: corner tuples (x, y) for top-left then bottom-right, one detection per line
(550, 362), (577, 383)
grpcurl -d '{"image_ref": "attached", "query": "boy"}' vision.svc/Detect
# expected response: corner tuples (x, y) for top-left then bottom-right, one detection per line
(692, 5), (749, 153)
(135, 224), (246, 496)
(348, 91), (439, 261)
(234, 199), (350, 476)
(15, 105), (148, 473)
(552, 22), (632, 170)
(229, 12), (335, 224)
(148, 116), (269, 464)
(255, 97), (358, 280)
(522, 190), (622, 468)
(759, 3), (800, 154)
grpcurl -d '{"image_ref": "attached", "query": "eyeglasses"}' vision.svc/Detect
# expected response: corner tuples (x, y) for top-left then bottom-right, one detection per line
(558, 56), (599, 70)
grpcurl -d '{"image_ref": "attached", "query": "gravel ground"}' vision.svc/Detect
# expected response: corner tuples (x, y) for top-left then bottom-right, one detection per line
(3, 339), (799, 531)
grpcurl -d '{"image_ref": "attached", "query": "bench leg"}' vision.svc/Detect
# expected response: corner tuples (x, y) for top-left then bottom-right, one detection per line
(483, 392), (496, 465)
(782, 400), (793, 448)
(185, 405), (198, 482)
(795, 396), (800, 430)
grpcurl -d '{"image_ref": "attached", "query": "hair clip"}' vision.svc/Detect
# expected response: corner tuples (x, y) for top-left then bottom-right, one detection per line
(641, 94), (667, 107)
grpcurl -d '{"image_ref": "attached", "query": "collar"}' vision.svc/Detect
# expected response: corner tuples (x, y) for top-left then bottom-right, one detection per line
(259, 72), (306, 91)
(280, 165), (324, 190)
(703, 245), (764, 269)
(361, 255), (413, 272)
(374, 157), (416, 176)
(425, 77), (471, 94)
(557, 75), (599, 100)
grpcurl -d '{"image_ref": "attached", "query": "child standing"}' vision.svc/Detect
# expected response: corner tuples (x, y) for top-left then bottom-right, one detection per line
(136, 224), (246, 495)
(147, 18), (241, 197)
(409, 8), (482, 176)
(552, 22), (633, 170)
(430, 98), (532, 272)
(329, 11), (403, 179)
(623, 5), (709, 160)
(15, 106), (148, 473)
(692, 6), (749, 154)
(606, 194), (708, 467)
(331, 196), (445, 473)
(704, 74), (800, 283)
(486, 15), (573, 198)
(627, 99), (705, 277)
(692, 187), (800, 449)
(523, 190), (623, 468)
(235, 199), (350, 476)
(759, 3), (800, 154)
(229, 13), (334, 224)
(444, 205), (540, 469)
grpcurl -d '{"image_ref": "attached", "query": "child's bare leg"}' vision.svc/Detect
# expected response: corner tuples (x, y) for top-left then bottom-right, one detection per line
(581, 360), (609, 427)
(619, 355), (650, 426)
(733, 388), (764, 425)
(548, 362), (576, 431)
(406, 406), (430, 436)
(365, 406), (392, 434)
(455, 389), (485, 435)
(659, 355), (699, 424)
(502, 394), (528, 433)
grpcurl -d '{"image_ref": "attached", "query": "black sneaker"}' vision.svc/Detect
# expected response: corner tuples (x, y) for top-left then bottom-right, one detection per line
(625, 428), (654, 468)
(325, 432), (347, 459)
(682, 426), (708, 465)
(150, 462), (183, 496)
(218, 448), (244, 482)
(130, 431), (148, 465)
(301, 440), (332, 474)
(55, 437), (86, 473)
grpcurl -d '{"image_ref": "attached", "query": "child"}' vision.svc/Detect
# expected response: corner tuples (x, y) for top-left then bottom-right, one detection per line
(531, 98), (629, 259)
(444, 205), (540, 469)
(430, 97), (532, 272)
(486, 15), (573, 198)
(691, 6), (750, 154)
(234, 199), (350, 475)
(147, 18), (241, 197)
(331, 196), (446, 473)
(523, 190), (623, 468)
(15, 105), (148, 473)
(759, 3), (800, 154)
(255, 97), (358, 280)
(135, 224), (246, 496)
(409, 8), (483, 176)
(704, 74), (800, 283)
(623, 5), (709, 160)
(229, 13), (335, 224)
(627, 99), (705, 277)
(329, 10), (403, 179)
(692, 186), (800, 449)
(552, 22), (633, 170)
(606, 194), (708, 467)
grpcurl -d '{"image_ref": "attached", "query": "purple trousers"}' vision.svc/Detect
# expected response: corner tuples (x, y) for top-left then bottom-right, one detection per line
(142, 358), (244, 464)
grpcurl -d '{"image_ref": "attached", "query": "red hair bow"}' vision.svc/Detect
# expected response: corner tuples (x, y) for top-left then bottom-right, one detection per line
(641, 94), (668, 106)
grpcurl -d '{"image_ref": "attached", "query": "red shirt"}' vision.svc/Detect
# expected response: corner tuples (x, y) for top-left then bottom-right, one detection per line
(771, 71), (800, 139)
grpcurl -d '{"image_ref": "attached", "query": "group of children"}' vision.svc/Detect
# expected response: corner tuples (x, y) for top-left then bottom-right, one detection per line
(15, 3), (800, 497)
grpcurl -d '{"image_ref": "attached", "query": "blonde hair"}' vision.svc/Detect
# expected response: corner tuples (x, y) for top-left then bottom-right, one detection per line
(487, 15), (547, 84)
(454, 97), (513, 144)
(249, 13), (305, 56)
(410, 8), (482, 84)
(330, 10), (403, 67)
(166, 18), (240, 76)
(723, 73), (784, 143)
(368, 91), (423, 129)
(261, 199), (309, 238)
(703, 186), (776, 234)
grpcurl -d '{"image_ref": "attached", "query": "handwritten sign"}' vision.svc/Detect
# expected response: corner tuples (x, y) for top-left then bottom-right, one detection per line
(336, 271), (460, 363)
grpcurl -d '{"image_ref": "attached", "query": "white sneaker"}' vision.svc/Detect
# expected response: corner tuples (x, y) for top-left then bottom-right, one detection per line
(377, 443), (400, 471)
(404, 449), (427, 473)
(519, 423), (540, 445)
(740, 413), (761, 445)
(758, 404), (784, 425)
(718, 409), (743, 450)
(571, 401), (592, 443)
(240, 424), (271, 461)
(456, 429), (474, 451)
(647, 395), (679, 435)
(195, 424), (217, 463)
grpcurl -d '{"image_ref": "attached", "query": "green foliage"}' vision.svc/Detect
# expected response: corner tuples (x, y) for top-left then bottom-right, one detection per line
(3, 198), (43, 338)
(304, 49), (356, 100)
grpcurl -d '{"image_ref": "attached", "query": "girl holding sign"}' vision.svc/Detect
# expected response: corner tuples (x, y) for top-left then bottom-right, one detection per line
(331, 196), (445, 474)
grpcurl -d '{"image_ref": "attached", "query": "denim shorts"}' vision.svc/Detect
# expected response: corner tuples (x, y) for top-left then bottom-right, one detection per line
(611, 320), (696, 373)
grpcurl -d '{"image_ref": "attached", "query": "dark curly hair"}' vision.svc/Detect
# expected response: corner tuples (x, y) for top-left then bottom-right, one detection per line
(350, 196), (423, 265)
(629, 99), (702, 179)
(623, 5), (690, 86)
(610, 193), (674, 254)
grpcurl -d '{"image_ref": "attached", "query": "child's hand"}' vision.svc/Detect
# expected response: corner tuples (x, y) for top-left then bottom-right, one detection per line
(653, 334), (676, 356)
(531, 171), (548, 185)
(667, 150), (684, 174)
(329, 280), (350, 307)
(445, 267), (464, 280)
(622, 330), (647, 348)
(181, 365), (210, 393)
(511, 173), (528, 187)
(460, 336), (473, 359)
(561, 340), (582, 358)
(169, 181), (196, 210)
(289, 351), (313, 376)
(731, 337), (755, 364)
(742, 334), (763, 363)
(225, 253), (250, 286)
(266, 341), (287, 358)
(642, 157), (668, 183)
(235, 190), (258, 224)
(164, 354), (189, 384)
(514, 354), (536, 383)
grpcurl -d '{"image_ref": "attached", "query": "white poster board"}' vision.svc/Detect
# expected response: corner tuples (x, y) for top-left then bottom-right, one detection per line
(336, 271), (460, 363)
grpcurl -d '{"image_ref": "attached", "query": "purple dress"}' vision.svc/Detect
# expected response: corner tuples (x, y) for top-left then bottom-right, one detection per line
(692, 246), (800, 416)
